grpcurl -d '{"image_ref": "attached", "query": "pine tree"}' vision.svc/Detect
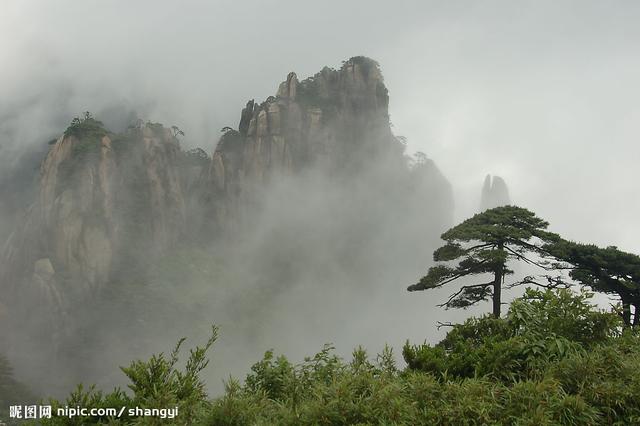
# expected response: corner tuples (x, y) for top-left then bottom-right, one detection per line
(408, 206), (559, 317)
(545, 241), (640, 327)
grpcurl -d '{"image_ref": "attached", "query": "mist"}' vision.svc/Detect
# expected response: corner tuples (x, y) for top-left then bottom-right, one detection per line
(2, 0), (640, 400)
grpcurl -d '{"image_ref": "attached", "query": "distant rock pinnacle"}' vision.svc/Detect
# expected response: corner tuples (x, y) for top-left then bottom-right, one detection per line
(480, 174), (510, 211)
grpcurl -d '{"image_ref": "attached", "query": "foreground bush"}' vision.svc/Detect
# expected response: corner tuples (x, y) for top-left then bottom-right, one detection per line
(39, 327), (218, 425)
(41, 289), (640, 425)
(0, 354), (36, 426)
(403, 288), (620, 382)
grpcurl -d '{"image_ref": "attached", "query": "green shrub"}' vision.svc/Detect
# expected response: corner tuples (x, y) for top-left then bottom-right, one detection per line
(507, 288), (621, 345)
(547, 333), (640, 424)
(404, 288), (619, 383)
(41, 326), (218, 425)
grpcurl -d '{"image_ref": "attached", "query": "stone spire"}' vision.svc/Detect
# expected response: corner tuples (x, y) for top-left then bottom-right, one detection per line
(480, 174), (510, 211)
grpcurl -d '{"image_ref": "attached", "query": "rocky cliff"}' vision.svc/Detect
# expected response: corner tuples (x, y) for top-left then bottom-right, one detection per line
(2, 56), (453, 306)
(0, 58), (453, 376)
(1, 119), (187, 316)
(221, 57), (398, 175)
(196, 57), (444, 234)
(480, 174), (510, 211)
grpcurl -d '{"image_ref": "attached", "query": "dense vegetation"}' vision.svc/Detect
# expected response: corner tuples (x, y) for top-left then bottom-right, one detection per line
(56, 112), (110, 190)
(24, 287), (637, 425)
(0, 354), (36, 425)
(63, 112), (108, 145)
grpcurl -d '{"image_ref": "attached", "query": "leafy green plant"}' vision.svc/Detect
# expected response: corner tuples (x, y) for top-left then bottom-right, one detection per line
(41, 326), (218, 425)
(404, 289), (618, 382)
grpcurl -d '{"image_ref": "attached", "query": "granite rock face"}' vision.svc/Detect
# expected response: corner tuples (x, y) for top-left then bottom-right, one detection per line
(1, 57), (454, 336)
(1, 123), (187, 308)
(198, 57), (448, 233)
(237, 58), (395, 176)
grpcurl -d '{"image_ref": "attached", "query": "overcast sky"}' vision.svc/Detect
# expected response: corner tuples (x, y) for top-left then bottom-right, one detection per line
(2, 0), (639, 251)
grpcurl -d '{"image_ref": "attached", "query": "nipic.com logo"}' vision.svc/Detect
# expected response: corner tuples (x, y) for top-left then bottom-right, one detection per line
(9, 405), (51, 420)
(7, 404), (179, 420)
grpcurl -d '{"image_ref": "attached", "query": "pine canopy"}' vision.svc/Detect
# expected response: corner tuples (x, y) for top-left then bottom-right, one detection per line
(409, 206), (560, 317)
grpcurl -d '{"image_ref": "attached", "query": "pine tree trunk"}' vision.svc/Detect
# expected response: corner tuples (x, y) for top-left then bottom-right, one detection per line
(493, 243), (504, 318)
(622, 300), (631, 328)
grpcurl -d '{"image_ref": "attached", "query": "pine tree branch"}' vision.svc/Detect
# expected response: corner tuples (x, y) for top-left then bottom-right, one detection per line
(434, 259), (490, 288)
(510, 238), (541, 251)
(464, 242), (495, 253)
(436, 321), (455, 330)
(508, 275), (571, 289)
(410, 259), (491, 291)
(503, 245), (562, 271)
(437, 282), (494, 308)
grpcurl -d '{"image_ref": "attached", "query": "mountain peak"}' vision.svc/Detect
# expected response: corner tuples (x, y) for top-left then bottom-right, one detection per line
(480, 174), (511, 211)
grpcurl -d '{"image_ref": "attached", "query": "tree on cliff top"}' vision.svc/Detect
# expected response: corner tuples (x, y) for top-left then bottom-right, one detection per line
(408, 206), (560, 317)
